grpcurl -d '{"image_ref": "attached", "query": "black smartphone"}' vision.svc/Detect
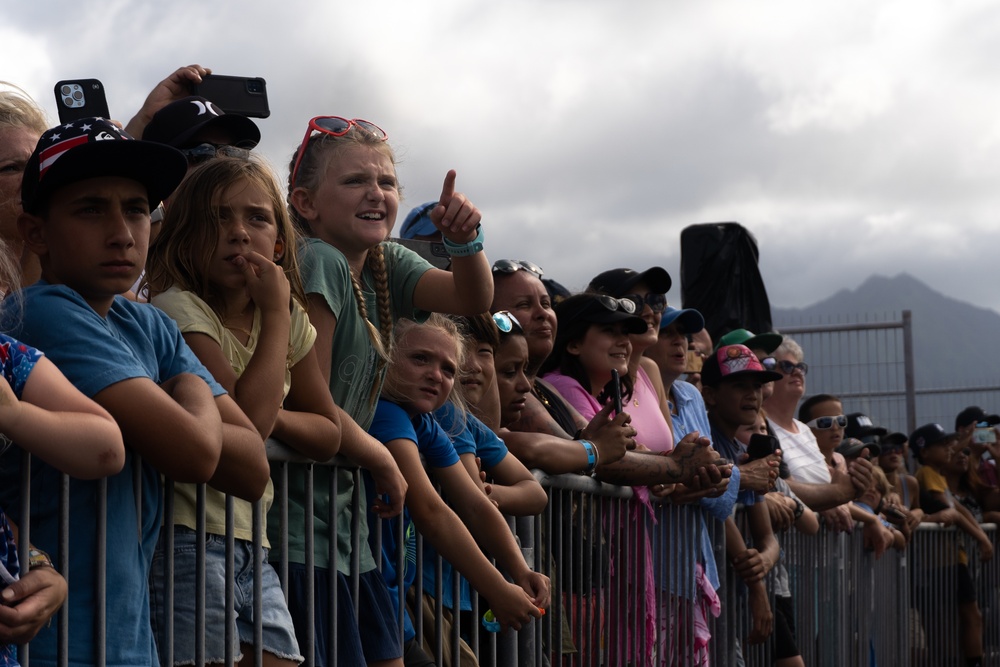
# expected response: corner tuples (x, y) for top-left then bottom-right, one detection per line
(610, 369), (623, 415)
(54, 79), (110, 124)
(392, 238), (450, 270)
(746, 433), (779, 461)
(192, 75), (270, 118)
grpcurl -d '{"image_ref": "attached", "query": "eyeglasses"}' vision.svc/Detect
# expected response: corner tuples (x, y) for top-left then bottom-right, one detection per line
(622, 293), (667, 314)
(491, 259), (544, 279)
(806, 415), (847, 430)
(290, 116), (388, 187)
(881, 444), (904, 454)
(594, 295), (637, 314)
(776, 359), (809, 376)
(492, 311), (522, 334)
(179, 143), (252, 165)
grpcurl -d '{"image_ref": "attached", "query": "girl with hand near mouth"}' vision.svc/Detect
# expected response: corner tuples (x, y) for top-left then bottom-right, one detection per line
(144, 157), (342, 666)
(370, 315), (549, 663)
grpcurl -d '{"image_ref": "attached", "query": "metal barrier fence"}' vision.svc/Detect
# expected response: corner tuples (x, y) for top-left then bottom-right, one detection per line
(777, 311), (1000, 438)
(777, 312), (917, 435)
(7, 445), (999, 666)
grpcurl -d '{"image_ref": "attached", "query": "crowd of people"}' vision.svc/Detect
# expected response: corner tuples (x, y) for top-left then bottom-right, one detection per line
(0, 64), (997, 667)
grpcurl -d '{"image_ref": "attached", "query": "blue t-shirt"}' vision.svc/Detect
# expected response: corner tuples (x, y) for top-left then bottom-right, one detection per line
(668, 380), (741, 593)
(421, 404), (509, 611)
(0, 334), (42, 667)
(367, 399), (459, 641)
(0, 283), (224, 667)
(709, 419), (759, 506)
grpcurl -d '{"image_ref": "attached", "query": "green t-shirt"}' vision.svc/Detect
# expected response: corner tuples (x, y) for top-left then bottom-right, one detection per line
(271, 239), (431, 572)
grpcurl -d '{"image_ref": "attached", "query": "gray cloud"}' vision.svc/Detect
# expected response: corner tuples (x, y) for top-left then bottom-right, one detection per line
(6, 0), (1000, 313)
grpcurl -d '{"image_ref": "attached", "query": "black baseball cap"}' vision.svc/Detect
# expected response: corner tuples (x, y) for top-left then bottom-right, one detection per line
(955, 406), (1000, 431)
(142, 96), (260, 149)
(21, 117), (186, 215)
(845, 413), (888, 442)
(909, 423), (956, 452)
(587, 267), (671, 297)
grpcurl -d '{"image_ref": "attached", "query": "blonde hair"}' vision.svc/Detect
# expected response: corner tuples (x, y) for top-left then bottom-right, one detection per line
(287, 125), (400, 391)
(383, 315), (468, 427)
(0, 83), (48, 134)
(144, 156), (306, 313)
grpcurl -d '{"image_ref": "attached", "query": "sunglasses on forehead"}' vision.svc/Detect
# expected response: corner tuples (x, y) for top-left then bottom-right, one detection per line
(806, 415), (847, 430)
(491, 259), (544, 279)
(593, 295), (637, 314)
(492, 310), (522, 334)
(179, 143), (252, 166)
(622, 292), (667, 314)
(290, 116), (388, 187)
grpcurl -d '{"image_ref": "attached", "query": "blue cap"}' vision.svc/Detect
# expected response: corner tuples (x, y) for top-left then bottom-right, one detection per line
(659, 306), (704, 334)
(400, 201), (439, 239)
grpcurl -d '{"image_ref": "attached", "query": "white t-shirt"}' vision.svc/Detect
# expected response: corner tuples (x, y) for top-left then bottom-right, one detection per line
(770, 418), (832, 484)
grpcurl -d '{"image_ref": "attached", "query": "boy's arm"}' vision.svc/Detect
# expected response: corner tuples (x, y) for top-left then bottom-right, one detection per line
(747, 501), (780, 576)
(94, 373), (222, 483)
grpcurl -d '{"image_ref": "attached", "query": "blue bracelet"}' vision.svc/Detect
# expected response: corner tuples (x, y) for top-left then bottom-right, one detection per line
(579, 440), (597, 473)
(442, 225), (485, 257)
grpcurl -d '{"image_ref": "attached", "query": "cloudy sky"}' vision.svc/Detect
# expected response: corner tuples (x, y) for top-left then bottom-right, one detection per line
(6, 0), (1000, 313)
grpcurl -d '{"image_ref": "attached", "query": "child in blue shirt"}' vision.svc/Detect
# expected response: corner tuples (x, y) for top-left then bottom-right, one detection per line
(1, 118), (263, 666)
(368, 314), (550, 664)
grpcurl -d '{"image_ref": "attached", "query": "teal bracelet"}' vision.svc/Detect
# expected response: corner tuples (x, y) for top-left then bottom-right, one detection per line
(442, 225), (485, 257)
(579, 440), (597, 473)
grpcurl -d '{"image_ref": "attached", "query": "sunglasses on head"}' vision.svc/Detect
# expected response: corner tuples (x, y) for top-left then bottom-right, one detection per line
(776, 359), (809, 376)
(179, 143), (252, 165)
(622, 293), (667, 314)
(593, 295), (637, 314)
(290, 116), (388, 187)
(492, 310), (522, 334)
(491, 259), (544, 279)
(806, 415), (847, 430)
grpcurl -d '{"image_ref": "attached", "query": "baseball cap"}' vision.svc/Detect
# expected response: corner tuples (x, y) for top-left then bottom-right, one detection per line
(659, 306), (704, 334)
(553, 293), (648, 335)
(909, 423), (956, 452)
(587, 267), (671, 297)
(836, 437), (880, 459)
(399, 201), (439, 239)
(844, 413), (888, 443)
(142, 96), (260, 149)
(701, 344), (784, 387)
(716, 328), (783, 355)
(21, 117), (187, 215)
(955, 406), (1000, 431)
(880, 432), (907, 448)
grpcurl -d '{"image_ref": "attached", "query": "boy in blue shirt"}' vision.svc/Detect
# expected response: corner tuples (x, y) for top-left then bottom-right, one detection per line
(0, 118), (265, 666)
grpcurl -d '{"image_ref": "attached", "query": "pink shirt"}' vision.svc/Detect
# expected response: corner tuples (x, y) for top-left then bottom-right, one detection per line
(542, 367), (674, 452)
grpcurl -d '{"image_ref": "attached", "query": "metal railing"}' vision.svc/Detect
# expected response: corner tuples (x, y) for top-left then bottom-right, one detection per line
(7, 445), (999, 666)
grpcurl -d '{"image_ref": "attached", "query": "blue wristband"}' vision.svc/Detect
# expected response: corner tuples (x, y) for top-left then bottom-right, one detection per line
(442, 225), (485, 257)
(579, 440), (597, 473)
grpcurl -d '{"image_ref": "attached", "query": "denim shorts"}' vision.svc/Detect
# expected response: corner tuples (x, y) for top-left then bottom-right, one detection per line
(149, 527), (303, 665)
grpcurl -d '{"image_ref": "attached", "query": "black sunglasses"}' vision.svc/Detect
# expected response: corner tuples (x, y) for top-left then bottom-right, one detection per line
(776, 360), (809, 376)
(622, 293), (667, 314)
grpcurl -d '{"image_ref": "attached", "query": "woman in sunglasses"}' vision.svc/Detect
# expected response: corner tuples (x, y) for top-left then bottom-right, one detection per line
(284, 116), (493, 667)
